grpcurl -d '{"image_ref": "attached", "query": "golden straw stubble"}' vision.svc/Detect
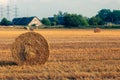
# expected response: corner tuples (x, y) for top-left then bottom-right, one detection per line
(11, 32), (49, 65)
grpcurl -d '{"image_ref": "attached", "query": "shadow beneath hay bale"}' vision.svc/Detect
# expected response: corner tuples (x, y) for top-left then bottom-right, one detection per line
(67, 77), (76, 80)
(0, 61), (18, 66)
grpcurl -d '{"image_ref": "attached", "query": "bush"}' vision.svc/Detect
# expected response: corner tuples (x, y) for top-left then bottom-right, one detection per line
(0, 18), (12, 26)
(41, 18), (51, 26)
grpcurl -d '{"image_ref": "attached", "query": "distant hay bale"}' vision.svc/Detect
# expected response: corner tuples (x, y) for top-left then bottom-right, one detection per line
(29, 27), (34, 31)
(94, 27), (101, 33)
(24, 27), (34, 31)
(11, 32), (49, 65)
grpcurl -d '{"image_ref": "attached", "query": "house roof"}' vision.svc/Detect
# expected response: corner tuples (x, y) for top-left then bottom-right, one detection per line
(48, 16), (64, 25)
(12, 16), (37, 25)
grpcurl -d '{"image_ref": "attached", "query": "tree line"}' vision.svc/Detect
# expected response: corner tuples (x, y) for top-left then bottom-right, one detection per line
(0, 9), (120, 28)
(41, 9), (120, 28)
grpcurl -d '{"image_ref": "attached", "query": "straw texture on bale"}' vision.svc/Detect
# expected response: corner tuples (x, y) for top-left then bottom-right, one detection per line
(11, 32), (49, 65)
(94, 27), (101, 33)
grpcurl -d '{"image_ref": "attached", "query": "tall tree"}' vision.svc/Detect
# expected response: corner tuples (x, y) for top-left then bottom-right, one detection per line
(80, 17), (89, 26)
(64, 14), (89, 27)
(41, 18), (51, 26)
(98, 9), (111, 22)
(112, 10), (120, 24)
(57, 11), (64, 17)
(89, 16), (103, 25)
(52, 15), (59, 25)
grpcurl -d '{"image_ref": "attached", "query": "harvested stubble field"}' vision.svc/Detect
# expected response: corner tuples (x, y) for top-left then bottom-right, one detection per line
(0, 29), (120, 80)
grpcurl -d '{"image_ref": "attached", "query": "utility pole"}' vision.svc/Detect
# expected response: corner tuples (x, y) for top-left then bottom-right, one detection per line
(14, 5), (18, 18)
(0, 5), (3, 20)
(7, 5), (10, 20)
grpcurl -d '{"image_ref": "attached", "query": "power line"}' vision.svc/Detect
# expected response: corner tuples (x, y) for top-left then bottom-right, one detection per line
(0, 0), (20, 20)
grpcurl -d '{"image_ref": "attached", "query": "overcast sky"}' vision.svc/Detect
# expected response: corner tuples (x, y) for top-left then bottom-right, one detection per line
(0, 0), (120, 20)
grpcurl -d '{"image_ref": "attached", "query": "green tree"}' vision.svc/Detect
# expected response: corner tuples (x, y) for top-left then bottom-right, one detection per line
(112, 10), (120, 24)
(64, 14), (89, 27)
(52, 11), (68, 26)
(89, 16), (103, 25)
(89, 17), (97, 25)
(80, 17), (89, 26)
(52, 15), (59, 26)
(98, 9), (111, 22)
(57, 11), (64, 17)
(41, 18), (51, 26)
(55, 11), (67, 17)
(0, 18), (11, 26)
(98, 9), (120, 24)
(105, 11), (114, 22)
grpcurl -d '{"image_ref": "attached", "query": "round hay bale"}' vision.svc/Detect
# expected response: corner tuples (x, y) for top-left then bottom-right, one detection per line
(94, 27), (101, 33)
(11, 32), (49, 65)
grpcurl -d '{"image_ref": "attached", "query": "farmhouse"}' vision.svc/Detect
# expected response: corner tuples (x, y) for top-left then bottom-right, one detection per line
(12, 16), (42, 27)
